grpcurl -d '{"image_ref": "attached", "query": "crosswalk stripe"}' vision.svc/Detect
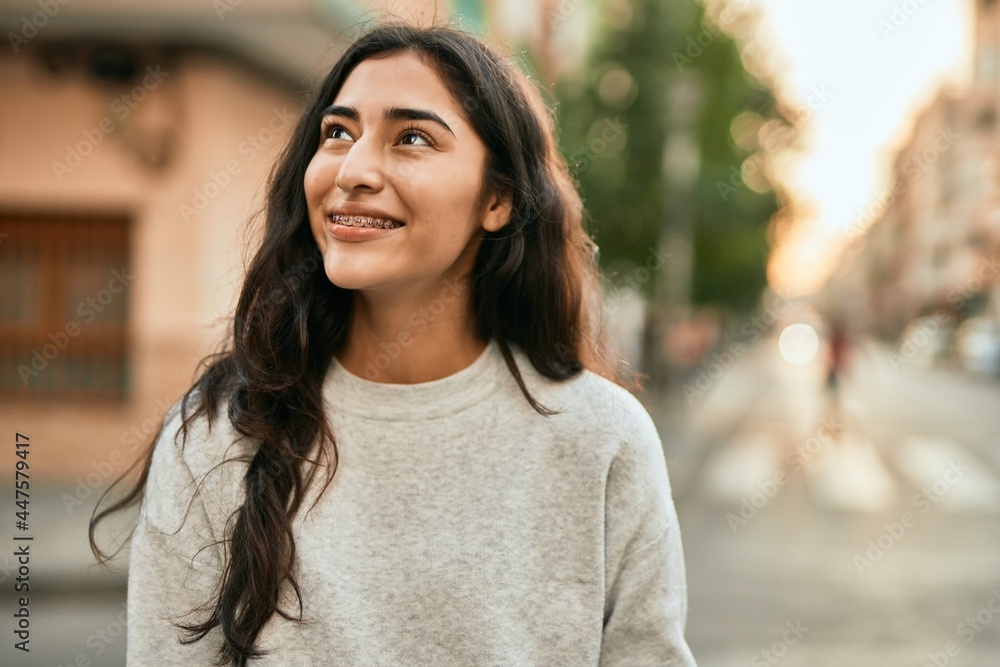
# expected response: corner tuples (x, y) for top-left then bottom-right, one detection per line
(693, 429), (1000, 515)
(700, 431), (785, 504)
(892, 437), (1000, 513)
(804, 435), (896, 512)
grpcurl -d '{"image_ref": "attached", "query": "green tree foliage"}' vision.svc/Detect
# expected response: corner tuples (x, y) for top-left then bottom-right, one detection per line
(554, 0), (787, 312)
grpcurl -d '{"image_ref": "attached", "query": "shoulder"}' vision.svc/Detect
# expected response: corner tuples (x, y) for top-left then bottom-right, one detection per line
(143, 393), (251, 533)
(155, 393), (250, 476)
(505, 344), (662, 460)
(505, 347), (674, 528)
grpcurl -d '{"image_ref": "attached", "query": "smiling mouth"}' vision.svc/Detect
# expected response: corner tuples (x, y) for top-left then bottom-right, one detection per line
(329, 214), (405, 230)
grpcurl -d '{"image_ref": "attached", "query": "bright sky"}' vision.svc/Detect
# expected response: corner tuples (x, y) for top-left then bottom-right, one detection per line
(753, 0), (975, 296)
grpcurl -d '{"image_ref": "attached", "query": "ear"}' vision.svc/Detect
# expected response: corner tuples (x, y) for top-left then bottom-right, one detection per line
(480, 188), (513, 233)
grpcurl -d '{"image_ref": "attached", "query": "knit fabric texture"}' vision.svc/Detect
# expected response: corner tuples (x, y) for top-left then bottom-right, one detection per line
(126, 337), (698, 666)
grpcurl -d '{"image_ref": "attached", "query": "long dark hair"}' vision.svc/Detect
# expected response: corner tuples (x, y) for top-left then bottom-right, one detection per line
(90, 22), (635, 667)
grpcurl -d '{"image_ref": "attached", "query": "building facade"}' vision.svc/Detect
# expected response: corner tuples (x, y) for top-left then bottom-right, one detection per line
(851, 0), (1000, 339)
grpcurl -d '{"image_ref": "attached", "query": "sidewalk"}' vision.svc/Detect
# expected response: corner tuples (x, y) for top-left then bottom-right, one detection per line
(1, 482), (132, 594)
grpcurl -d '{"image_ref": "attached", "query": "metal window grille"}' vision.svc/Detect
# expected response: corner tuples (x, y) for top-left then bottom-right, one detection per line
(0, 213), (131, 401)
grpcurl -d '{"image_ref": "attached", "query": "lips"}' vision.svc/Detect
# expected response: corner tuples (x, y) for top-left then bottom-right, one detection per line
(328, 213), (404, 230)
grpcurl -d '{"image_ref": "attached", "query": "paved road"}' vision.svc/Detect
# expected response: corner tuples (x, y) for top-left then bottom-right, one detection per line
(0, 486), (130, 667)
(1, 590), (127, 667)
(655, 335), (1000, 666)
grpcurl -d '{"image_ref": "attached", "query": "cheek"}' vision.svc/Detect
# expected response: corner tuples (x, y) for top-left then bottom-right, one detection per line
(303, 154), (335, 206)
(439, 175), (486, 234)
(303, 157), (330, 249)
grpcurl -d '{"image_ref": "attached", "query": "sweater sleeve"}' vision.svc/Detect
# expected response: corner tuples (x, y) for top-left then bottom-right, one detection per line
(599, 401), (698, 667)
(127, 405), (226, 666)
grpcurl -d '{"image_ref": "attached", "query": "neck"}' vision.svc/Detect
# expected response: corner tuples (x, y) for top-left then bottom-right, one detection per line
(334, 277), (487, 384)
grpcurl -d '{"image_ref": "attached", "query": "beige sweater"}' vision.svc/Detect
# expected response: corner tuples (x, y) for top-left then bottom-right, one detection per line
(126, 337), (697, 666)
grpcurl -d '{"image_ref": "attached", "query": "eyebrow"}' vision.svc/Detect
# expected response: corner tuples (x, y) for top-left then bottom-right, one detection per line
(320, 104), (455, 137)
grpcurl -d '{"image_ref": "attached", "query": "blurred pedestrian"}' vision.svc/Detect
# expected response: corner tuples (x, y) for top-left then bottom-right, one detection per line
(823, 318), (852, 439)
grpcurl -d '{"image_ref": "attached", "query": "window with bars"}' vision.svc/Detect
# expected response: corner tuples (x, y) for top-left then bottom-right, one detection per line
(0, 213), (131, 401)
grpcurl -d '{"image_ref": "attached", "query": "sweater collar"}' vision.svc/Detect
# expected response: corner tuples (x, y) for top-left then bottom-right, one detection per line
(323, 337), (501, 421)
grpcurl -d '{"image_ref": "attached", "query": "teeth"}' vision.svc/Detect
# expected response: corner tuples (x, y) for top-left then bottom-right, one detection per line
(330, 214), (402, 230)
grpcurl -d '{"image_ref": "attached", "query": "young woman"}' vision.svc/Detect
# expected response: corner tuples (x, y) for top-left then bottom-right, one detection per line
(91, 22), (697, 667)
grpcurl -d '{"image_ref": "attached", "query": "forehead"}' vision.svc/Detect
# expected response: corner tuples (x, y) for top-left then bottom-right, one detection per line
(333, 51), (467, 125)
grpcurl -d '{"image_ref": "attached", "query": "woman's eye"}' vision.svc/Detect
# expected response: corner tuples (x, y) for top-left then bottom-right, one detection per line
(324, 125), (354, 142)
(399, 130), (431, 147)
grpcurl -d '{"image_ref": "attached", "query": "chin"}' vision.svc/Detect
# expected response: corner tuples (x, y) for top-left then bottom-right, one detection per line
(320, 260), (384, 292)
(321, 267), (363, 290)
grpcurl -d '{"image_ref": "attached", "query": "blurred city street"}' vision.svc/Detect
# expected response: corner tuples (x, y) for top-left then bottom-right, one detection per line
(660, 333), (1000, 666)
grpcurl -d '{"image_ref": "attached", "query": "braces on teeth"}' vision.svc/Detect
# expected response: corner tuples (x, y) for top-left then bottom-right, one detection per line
(331, 214), (403, 229)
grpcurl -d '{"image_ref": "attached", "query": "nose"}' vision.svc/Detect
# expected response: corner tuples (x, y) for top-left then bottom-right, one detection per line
(335, 135), (385, 193)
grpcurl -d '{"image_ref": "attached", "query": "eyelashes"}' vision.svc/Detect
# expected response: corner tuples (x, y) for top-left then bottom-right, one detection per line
(319, 118), (348, 141)
(397, 126), (434, 146)
(320, 123), (349, 141)
(319, 120), (435, 147)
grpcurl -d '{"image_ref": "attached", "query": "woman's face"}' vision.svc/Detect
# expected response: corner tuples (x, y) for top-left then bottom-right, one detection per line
(304, 50), (511, 295)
